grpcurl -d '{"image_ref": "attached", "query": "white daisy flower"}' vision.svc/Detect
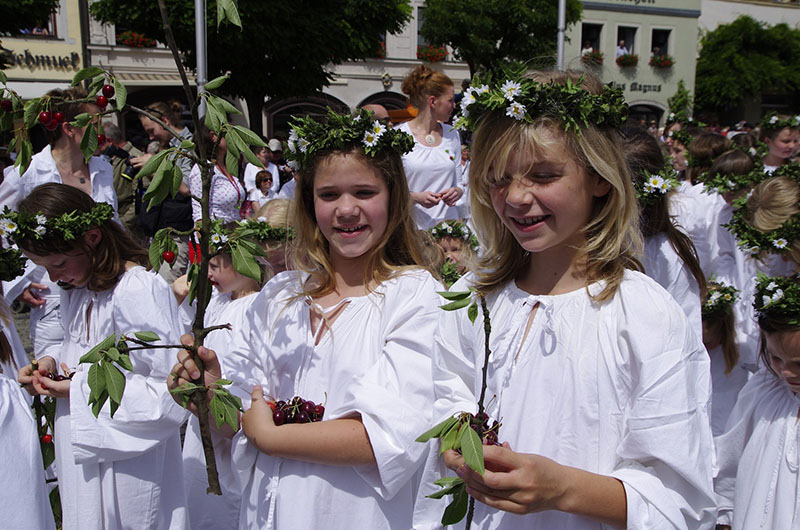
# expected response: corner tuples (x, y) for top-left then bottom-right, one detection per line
(762, 295), (773, 306)
(769, 115), (778, 125)
(0, 219), (17, 235)
(723, 293), (732, 301)
(794, 115), (800, 126)
(211, 234), (221, 244)
(505, 101), (526, 120)
(749, 147), (757, 156)
(463, 92), (476, 106)
(710, 291), (722, 301)
(446, 225), (453, 233)
(771, 289), (784, 303)
(257, 216), (268, 223)
(363, 130), (379, 147)
(668, 112), (675, 120)
(474, 84), (489, 95)
(749, 245), (760, 255)
(727, 180), (736, 190)
(500, 80), (522, 100)
(773, 238), (788, 249)
(370, 120), (386, 137)
(353, 114), (361, 122)
(297, 138), (310, 153)
(287, 130), (298, 153)
(34, 225), (46, 236)
(219, 234), (229, 243)
(35, 214), (47, 225)
(462, 233), (469, 241)
(767, 282), (778, 291)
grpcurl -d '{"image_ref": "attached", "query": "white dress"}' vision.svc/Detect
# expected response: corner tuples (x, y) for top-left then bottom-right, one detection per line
(415, 270), (717, 529)
(398, 122), (462, 229)
(708, 344), (749, 436)
(221, 269), (441, 530)
(643, 233), (703, 340)
(0, 145), (118, 360)
(180, 290), (257, 530)
(243, 162), (278, 195)
(55, 267), (189, 530)
(714, 368), (800, 529)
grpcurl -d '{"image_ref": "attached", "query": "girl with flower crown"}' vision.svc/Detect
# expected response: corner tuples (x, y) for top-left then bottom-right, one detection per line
(415, 71), (716, 529)
(714, 274), (800, 529)
(759, 113), (800, 174)
(168, 109), (442, 529)
(14, 183), (189, 530)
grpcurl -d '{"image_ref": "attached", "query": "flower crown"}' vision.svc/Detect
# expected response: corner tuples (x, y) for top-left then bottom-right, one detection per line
(634, 167), (679, 206)
(0, 247), (27, 282)
(754, 273), (800, 327)
(702, 279), (739, 317)
(701, 166), (766, 195)
(453, 70), (628, 134)
(285, 108), (414, 170)
(208, 217), (293, 255)
(724, 164), (800, 257)
(759, 112), (800, 132)
(0, 203), (115, 243)
(430, 220), (479, 251)
(668, 129), (693, 148)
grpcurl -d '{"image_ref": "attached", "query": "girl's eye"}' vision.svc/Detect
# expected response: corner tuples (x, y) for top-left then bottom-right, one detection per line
(317, 192), (338, 200)
(356, 189), (377, 198)
(488, 174), (511, 187)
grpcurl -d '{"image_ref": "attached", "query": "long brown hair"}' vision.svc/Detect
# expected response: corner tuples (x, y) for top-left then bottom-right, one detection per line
(622, 127), (707, 299)
(16, 184), (149, 292)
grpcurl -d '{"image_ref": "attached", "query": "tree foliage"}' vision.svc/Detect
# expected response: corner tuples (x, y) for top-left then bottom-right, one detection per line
(418, 0), (582, 76)
(695, 15), (800, 114)
(667, 80), (692, 122)
(89, 0), (412, 134)
(0, 0), (61, 36)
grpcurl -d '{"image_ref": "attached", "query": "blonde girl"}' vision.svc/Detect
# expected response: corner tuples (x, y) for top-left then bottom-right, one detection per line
(169, 109), (442, 529)
(416, 71), (716, 529)
(253, 198), (295, 275)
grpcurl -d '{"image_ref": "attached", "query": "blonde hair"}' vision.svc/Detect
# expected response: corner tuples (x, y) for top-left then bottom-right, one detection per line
(291, 148), (431, 297)
(401, 64), (454, 109)
(469, 71), (642, 301)
(747, 176), (800, 265)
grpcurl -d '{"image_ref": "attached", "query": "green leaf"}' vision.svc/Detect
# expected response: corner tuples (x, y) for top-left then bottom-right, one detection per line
(23, 98), (44, 130)
(179, 139), (195, 150)
(87, 75), (105, 98)
(467, 301), (479, 324)
(112, 77), (127, 110)
(215, 378), (233, 386)
(169, 165), (183, 198)
(80, 333), (116, 364)
(15, 140), (33, 176)
(87, 362), (106, 403)
(91, 390), (108, 418)
(231, 241), (262, 282)
(204, 74), (229, 91)
(208, 391), (227, 428)
(71, 113), (93, 128)
(109, 398), (120, 418)
(71, 67), (104, 86)
(460, 424), (484, 476)
(208, 95), (241, 116)
(217, 0), (242, 28)
(135, 149), (172, 180)
(41, 436), (55, 469)
(79, 123), (98, 164)
(0, 70), (6, 84)
(440, 298), (472, 311)
(204, 97), (225, 131)
(232, 125), (266, 147)
(416, 415), (458, 442)
(117, 353), (133, 372)
(225, 146), (240, 178)
(426, 477), (464, 499)
(134, 331), (160, 343)
(143, 159), (170, 210)
(434, 476), (464, 488)
(102, 360), (126, 406)
(105, 347), (120, 362)
(440, 420), (460, 455)
(437, 290), (471, 302)
(441, 484), (468, 526)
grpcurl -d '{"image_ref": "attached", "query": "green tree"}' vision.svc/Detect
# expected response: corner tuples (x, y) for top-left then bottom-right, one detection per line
(418, 0), (582, 77)
(90, 0), (411, 135)
(0, 0), (61, 68)
(695, 15), (800, 115)
(667, 79), (692, 122)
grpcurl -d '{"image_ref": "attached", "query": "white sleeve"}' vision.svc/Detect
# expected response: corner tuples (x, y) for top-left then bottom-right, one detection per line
(0, 165), (22, 212)
(243, 163), (258, 195)
(337, 273), (442, 500)
(69, 272), (189, 464)
(189, 164), (202, 222)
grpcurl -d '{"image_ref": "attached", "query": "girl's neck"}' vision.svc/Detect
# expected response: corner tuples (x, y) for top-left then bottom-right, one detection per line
(763, 153), (785, 167)
(314, 254), (371, 305)
(51, 141), (88, 174)
(410, 110), (440, 135)
(516, 242), (587, 296)
(231, 287), (257, 300)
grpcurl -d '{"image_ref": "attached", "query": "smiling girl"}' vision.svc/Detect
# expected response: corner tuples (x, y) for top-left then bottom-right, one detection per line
(168, 109), (442, 529)
(415, 71), (716, 529)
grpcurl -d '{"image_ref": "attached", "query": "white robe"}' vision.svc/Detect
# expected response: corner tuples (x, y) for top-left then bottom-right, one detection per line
(180, 290), (257, 530)
(415, 270), (717, 529)
(708, 344), (749, 436)
(222, 270), (441, 529)
(643, 233), (703, 340)
(714, 368), (800, 529)
(54, 267), (189, 530)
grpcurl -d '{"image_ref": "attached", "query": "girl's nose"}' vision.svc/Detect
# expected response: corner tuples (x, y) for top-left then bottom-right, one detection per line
(504, 177), (533, 208)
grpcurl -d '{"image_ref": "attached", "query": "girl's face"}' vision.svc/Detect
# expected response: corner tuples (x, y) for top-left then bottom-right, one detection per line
(258, 176), (273, 193)
(437, 236), (464, 264)
(139, 115), (171, 147)
(208, 254), (250, 295)
(488, 135), (610, 258)
(670, 142), (687, 172)
(24, 249), (91, 288)
(765, 128), (798, 161)
(431, 85), (456, 123)
(765, 330), (800, 393)
(313, 154), (389, 266)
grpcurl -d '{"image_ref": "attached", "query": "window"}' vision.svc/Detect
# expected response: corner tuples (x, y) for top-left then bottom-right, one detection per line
(651, 29), (671, 56)
(17, 12), (57, 37)
(417, 7), (427, 47)
(581, 23), (603, 54)
(616, 26), (637, 56)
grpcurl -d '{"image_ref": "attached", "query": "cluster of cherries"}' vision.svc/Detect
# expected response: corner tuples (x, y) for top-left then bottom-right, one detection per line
(32, 83), (116, 136)
(0, 99), (13, 112)
(269, 396), (325, 425)
(36, 110), (67, 132)
(468, 412), (502, 446)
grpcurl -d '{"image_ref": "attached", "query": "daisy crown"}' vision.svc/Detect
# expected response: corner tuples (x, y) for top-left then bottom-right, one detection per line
(0, 202), (115, 244)
(754, 273), (800, 327)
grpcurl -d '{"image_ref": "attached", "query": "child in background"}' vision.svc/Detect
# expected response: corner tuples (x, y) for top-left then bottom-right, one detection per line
(416, 70), (716, 529)
(253, 198), (295, 275)
(248, 170), (276, 211)
(14, 183), (188, 530)
(714, 275), (800, 529)
(429, 219), (478, 278)
(759, 113), (799, 173)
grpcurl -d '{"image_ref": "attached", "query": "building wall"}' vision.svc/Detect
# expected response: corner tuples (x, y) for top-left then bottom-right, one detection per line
(700, 0), (800, 31)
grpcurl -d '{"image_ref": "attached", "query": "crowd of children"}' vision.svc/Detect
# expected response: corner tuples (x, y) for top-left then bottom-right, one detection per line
(1, 68), (799, 530)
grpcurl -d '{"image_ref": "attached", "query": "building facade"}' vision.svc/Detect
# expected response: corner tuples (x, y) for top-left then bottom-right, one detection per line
(566, 0), (702, 127)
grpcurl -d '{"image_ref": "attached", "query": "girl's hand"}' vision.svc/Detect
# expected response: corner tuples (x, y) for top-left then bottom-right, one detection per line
(167, 334), (222, 415)
(18, 356), (57, 396)
(241, 384), (274, 453)
(439, 186), (464, 206)
(444, 445), (568, 515)
(30, 362), (72, 399)
(411, 191), (441, 208)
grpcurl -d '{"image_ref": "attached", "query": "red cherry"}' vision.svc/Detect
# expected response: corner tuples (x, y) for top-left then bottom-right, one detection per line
(273, 410), (285, 426)
(97, 134), (107, 145)
(314, 404), (325, 420)
(38, 111), (52, 125)
(162, 250), (176, 264)
(41, 434), (52, 444)
(102, 84), (115, 98)
(0, 99), (12, 112)
(44, 120), (59, 132)
(53, 111), (65, 123)
(96, 95), (108, 109)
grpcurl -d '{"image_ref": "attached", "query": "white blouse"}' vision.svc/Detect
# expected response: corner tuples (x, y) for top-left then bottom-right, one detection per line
(415, 270), (717, 529)
(189, 164), (244, 223)
(220, 269), (442, 529)
(714, 368), (800, 529)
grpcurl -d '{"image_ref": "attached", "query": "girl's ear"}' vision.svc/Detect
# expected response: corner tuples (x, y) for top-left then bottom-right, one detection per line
(84, 227), (102, 248)
(427, 94), (437, 109)
(592, 176), (612, 198)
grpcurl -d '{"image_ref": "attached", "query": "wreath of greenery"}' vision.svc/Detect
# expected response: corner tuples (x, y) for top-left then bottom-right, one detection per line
(0, 247), (27, 282)
(759, 112), (800, 132)
(754, 273), (800, 327)
(430, 220), (479, 251)
(0, 203), (115, 243)
(702, 279), (739, 317)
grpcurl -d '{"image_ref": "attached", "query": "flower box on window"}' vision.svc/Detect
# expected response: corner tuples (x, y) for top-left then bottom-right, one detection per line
(616, 53), (638, 67)
(417, 44), (447, 63)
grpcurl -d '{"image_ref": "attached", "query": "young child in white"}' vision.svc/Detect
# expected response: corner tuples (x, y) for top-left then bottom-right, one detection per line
(415, 71), (716, 529)
(15, 183), (189, 530)
(169, 109), (442, 529)
(714, 274), (800, 529)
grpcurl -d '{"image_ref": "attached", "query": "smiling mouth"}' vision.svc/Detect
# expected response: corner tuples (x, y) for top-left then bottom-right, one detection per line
(512, 215), (549, 226)
(336, 225), (366, 233)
